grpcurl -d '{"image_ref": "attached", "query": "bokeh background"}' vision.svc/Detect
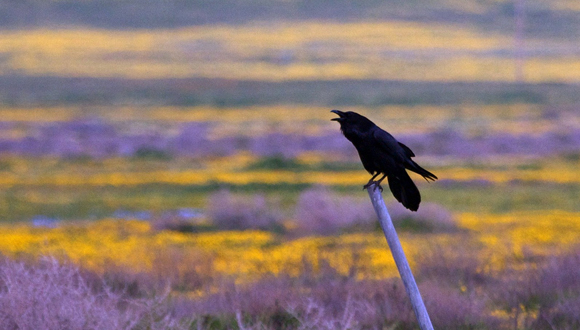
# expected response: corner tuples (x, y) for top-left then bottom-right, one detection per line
(0, 1), (579, 329)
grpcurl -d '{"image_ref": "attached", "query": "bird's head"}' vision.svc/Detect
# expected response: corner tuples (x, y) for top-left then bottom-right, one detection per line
(331, 110), (375, 131)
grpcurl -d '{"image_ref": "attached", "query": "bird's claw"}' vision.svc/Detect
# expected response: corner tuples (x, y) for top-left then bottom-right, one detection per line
(363, 181), (383, 192)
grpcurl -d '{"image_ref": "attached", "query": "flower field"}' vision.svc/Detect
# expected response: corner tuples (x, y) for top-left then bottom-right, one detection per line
(0, 1), (579, 327)
(0, 97), (578, 329)
(1, 22), (579, 82)
(0, 157), (579, 188)
(2, 211), (579, 285)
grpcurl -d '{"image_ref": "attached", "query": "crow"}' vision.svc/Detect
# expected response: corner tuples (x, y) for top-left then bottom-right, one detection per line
(331, 110), (437, 211)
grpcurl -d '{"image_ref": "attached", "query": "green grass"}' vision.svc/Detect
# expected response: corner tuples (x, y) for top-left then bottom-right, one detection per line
(423, 182), (580, 213)
(2, 180), (578, 222)
(245, 156), (362, 172)
(3, 77), (580, 108)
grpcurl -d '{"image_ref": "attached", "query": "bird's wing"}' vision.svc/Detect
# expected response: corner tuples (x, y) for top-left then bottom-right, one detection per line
(372, 128), (406, 162)
(398, 142), (415, 158)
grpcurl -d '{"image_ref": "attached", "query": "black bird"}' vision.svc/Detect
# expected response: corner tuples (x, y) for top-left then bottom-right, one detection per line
(331, 110), (437, 211)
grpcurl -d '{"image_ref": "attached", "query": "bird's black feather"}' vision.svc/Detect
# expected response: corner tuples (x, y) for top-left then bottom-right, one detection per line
(331, 110), (437, 211)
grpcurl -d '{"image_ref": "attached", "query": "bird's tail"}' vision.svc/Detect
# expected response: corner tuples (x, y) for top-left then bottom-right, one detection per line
(388, 171), (421, 211)
(406, 159), (438, 182)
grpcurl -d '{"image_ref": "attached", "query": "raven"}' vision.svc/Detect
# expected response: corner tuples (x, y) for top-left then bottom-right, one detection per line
(331, 110), (437, 211)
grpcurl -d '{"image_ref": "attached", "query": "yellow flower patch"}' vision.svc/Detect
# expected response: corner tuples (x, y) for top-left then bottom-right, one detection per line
(0, 210), (577, 284)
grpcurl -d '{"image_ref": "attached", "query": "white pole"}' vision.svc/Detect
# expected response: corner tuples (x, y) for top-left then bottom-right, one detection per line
(367, 187), (434, 330)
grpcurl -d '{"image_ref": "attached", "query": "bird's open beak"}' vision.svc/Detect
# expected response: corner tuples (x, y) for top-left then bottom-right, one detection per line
(331, 109), (345, 121)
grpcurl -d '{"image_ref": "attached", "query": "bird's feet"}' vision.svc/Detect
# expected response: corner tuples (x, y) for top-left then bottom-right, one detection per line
(363, 181), (383, 192)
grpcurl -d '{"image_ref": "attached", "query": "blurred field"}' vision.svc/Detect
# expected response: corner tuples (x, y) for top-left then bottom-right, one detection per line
(2, 211), (580, 281)
(0, 152), (579, 221)
(0, 102), (575, 135)
(2, 208), (580, 328)
(0, 0), (579, 328)
(1, 22), (579, 82)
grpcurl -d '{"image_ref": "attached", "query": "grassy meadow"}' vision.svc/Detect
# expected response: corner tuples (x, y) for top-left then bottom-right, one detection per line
(0, 1), (579, 329)
(1, 22), (579, 82)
